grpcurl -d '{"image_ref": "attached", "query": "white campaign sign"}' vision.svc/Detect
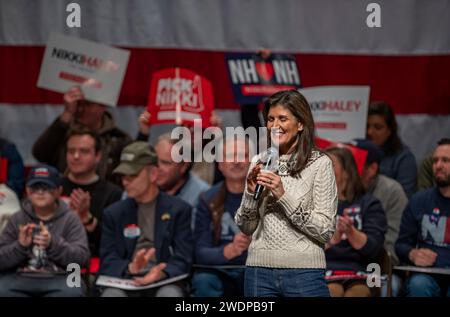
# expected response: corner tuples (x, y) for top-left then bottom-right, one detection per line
(37, 32), (130, 107)
(299, 86), (370, 142)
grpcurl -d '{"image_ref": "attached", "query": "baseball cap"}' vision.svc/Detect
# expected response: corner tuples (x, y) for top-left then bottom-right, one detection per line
(113, 141), (158, 175)
(351, 139), (384, 165)
(27, 164), (61, 188)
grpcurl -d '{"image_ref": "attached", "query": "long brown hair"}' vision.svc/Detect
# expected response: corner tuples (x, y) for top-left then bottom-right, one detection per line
(263, 90), (317, 176)
(325, 147), (365, 202)
(368, 101), (402, 155)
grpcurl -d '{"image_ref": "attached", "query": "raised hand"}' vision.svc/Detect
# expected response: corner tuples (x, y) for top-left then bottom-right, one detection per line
(61, 86), (84, 123)
(138, 110), (152, 135)
(18, 223), (36, 248)
(70, 188), (91, 220)
(128, 248), (155, 275)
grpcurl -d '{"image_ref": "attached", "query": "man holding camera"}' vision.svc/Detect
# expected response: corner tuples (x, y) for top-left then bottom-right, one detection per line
(0, 164), (89, 297)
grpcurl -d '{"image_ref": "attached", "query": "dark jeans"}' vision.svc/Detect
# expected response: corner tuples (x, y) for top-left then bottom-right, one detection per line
(0, 273), (86, 297)
(191, 268), (245, 297)
(405, 273), (450, 297)
(244, 267), (330, 297)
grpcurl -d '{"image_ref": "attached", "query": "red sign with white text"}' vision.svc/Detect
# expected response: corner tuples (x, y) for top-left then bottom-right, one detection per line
(147, 68), (214, 127)
(315, 137), (368, 176)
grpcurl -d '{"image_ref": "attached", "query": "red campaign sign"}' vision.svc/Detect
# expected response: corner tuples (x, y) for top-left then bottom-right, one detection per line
(315, 137), (368, 176)
(146, 68), (214, 127)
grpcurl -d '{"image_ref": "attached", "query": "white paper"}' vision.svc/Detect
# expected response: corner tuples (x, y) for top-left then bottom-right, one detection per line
(96, 273), (189, 291)
(393, 266), (450, 275)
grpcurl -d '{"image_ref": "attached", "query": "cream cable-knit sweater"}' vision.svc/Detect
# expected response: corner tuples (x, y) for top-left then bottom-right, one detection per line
(235, 150), (338, 269)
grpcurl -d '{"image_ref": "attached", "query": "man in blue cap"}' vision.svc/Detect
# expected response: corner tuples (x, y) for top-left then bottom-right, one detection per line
(0, 164), (89, 296)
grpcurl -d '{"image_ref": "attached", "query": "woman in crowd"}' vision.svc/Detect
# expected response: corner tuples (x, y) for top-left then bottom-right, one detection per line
(324, 147), (387, 297)
(367, 101), (417, 197)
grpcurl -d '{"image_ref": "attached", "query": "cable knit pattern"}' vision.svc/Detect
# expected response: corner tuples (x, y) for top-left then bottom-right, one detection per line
(235, 150), (338, 269)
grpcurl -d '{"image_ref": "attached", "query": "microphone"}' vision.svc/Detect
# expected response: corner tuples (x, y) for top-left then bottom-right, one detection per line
(253, 147), (278, 200)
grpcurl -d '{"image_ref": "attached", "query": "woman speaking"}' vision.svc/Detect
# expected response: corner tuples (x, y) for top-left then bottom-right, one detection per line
(235, 90), (338, 297)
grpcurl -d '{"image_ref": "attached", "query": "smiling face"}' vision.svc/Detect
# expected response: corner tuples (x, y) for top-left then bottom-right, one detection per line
(266, 104), (304, 154)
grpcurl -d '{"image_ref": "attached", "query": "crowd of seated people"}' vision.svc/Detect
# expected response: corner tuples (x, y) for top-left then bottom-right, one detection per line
(0, 87), (449, 297)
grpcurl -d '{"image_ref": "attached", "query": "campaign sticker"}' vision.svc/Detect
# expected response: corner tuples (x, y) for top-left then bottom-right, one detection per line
(123, 224), (141, 238)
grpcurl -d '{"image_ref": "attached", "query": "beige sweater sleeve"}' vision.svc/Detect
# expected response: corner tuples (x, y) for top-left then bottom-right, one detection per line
(276, 156), (338, 245)
(235, 157), (261, 235)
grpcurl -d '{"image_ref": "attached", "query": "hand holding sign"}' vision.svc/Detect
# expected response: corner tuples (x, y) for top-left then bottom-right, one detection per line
(209, 110), (223, 129)
(137, 110), (152, 136)
(37, 32), (130, 107)
(61, 86), (84, 124)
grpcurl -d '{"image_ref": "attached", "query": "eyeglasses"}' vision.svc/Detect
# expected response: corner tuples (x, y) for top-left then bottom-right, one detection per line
(29, 183), (55, 193)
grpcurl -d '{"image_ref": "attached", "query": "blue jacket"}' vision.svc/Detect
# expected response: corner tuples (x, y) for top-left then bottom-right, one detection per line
(395, 187), (450, 267)
(379, 144), (417, 198)
(99, 191), (193, 278)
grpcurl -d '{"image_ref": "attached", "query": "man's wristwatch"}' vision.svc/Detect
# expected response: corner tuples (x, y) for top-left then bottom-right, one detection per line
(83, 213), (94, 226)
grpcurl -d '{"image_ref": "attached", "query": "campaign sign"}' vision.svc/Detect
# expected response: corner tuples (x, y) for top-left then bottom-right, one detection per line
(300, 86), (370, 143)
(37, 32), (130, 106)
(315, 137), (368, 176)
(226, 53), (301, 104)
(147, 68), (214, 127)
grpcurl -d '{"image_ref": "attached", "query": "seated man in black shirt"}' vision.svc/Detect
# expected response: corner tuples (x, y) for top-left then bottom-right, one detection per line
(61, 129), (122, 257)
